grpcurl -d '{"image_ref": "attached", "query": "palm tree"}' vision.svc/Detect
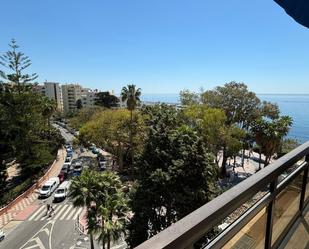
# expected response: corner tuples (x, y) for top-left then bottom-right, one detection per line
(69, 170), (129, 249)
(69, 170), (99, 249)
(95, 172), (128, 249)
(120, 84), (141, 178)
(41, 97), (57, 129)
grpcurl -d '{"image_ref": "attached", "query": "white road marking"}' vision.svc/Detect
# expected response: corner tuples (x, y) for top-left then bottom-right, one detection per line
(19, 220), (55, 249)
(66, 207), (77, 220)
(23, 237), (46, 249)
(60, 205), (73, 220)
(28, 205), (45, 221)
(53, 205), (68, 220)
(73, 207), (83, 220)
(41, 205), (62, 220)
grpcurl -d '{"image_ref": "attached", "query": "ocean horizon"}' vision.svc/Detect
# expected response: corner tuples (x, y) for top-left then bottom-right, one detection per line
(140, 93), (309, 143)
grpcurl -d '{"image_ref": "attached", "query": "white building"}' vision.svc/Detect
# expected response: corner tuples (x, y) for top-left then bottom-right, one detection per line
(81, 88), (98, 107)
(35, 82), (63, 111)
(61, 84), (98, 113)
(61, 84), (83, 114)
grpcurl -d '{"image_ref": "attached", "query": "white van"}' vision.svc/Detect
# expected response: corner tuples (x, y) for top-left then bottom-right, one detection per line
(54, 181), (71, 202)
(39, 177), (60, 198)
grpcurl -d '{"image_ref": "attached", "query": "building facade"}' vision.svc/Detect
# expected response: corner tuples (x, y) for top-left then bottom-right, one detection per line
(34, 82), (63, 111)
(61, 84), (83, 114)
(44, 82), (63, 111)
(81, 88), (98, 107)
(61, 84), (99, 113)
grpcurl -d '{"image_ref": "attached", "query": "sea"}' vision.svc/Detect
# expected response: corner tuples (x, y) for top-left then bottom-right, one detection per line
(141, 94), (309, 143)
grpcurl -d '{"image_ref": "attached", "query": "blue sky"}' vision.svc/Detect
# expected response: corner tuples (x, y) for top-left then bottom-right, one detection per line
(1, 0), (308, 94)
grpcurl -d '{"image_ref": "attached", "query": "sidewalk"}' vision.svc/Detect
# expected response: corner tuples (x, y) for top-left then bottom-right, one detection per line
(0, 148), (66, 229)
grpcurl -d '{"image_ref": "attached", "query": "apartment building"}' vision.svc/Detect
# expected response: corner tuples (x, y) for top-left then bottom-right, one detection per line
(61, 84), (98, 113)
(81, 88), (97, 107)
(34, 82), (63, 111)
(61, 84), (83, 114)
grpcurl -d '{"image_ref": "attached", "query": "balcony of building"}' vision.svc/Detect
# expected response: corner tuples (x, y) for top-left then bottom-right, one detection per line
(136, 141), (309, 249)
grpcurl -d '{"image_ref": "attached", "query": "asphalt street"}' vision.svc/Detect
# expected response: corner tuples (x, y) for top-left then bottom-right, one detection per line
(0, 123), (126, 249)
(0, 124), (85, 249)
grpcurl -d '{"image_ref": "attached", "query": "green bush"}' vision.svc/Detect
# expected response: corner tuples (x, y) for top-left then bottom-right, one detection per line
(0, 178), (33, 207)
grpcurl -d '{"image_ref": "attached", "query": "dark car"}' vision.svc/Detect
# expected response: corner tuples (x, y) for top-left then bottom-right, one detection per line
(98, 157), (107, 171)
(58, 172), (66, 183)
(61, 164), (69, 174)
(67, 151), (73, 158)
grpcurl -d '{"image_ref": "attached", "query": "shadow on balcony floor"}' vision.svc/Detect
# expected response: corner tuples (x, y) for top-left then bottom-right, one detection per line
(280, 204), (309, 249)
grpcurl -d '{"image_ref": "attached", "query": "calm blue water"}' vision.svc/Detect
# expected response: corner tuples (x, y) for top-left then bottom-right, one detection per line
(141, 94), (309, 143)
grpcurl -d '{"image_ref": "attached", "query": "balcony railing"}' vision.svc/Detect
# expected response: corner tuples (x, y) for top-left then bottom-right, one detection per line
(136, 141), (309, 249)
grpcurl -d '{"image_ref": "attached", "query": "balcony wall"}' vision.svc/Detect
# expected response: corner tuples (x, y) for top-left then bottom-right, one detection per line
(136, 141), (309, 249)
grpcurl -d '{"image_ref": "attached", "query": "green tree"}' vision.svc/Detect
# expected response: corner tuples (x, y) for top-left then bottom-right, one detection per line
(42, 97), (57, 129)
(278, 138), (300, 157)
(94, 172), (129, 249)
(0, 40), (63, 204)
(121, 84), (141, 178)
(79, 109), (145, 172)
(179, 89), (200, 106)
(69, 170), (98, 249)
(95, 92), (119, 108)
(183, 105), (227, 164)
(252, 116), (293, 167)
(201, 82), (261, 177)
(260, 101), (280, 120)
(68, 106), (105, 129)
(69, 170), (128, 249)
(76, 99), (83, 109)
(0, 161), (7, 191)
(0, 40), (62, 178)
(127, 105), (218, 247)
(201, 82), (260, 127)
(183, 104), (245, 176)
(0, 39), (38, 93)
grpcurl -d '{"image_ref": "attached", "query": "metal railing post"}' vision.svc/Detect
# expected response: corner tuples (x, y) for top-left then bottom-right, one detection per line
(299, 155), (309, 213)
(264, 179), (277, 249)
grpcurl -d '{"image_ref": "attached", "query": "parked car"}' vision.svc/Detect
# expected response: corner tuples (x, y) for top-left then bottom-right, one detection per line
(98, 157), (107, 171)
(66, 158), (73, 166)
(65, 143), (72, 149)
(61, 164), (69, 174)
(67, 151), (73, 158)
(73, 162), (83, 176)
(0, 229), (5, 242)
(58, 172), (66, 183)
(92, 147), (99, 154)
(65, 155), (72, 163)
(54, 181), (71, 202)
(66, 146), (73, 153)
(39, 177), (60, 198)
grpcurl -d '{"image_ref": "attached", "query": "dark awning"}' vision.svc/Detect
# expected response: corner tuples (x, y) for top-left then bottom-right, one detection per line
(274, 0), (309, 28)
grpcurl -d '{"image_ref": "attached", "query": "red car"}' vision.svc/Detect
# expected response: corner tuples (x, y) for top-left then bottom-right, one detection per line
(58, 172), (66, 183)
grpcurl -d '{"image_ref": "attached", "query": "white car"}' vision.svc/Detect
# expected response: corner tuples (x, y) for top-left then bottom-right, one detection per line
(54, 181), (71, 202)
(0, 229), (5, 242)
(39, 177), (60, 198)
(74, 162), (83, 172)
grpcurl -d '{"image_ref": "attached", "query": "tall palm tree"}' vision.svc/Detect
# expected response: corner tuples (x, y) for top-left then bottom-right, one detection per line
(120, 84), (141, 178)
(95, 172), (129, 249)
(69, 170), (99, 249)
(41, 97), (57, 129)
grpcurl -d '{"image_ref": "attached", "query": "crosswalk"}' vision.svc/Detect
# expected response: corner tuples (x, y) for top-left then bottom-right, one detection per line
(0, 192), (38, 228)
(27, 204), (83, 221)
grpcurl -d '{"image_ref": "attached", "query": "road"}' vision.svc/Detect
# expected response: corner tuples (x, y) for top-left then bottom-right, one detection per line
(0, 124), (86, 249)
(0, 123), (126, 249)
(54, 124), (75, 143)
(0, 197), (83, 249)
